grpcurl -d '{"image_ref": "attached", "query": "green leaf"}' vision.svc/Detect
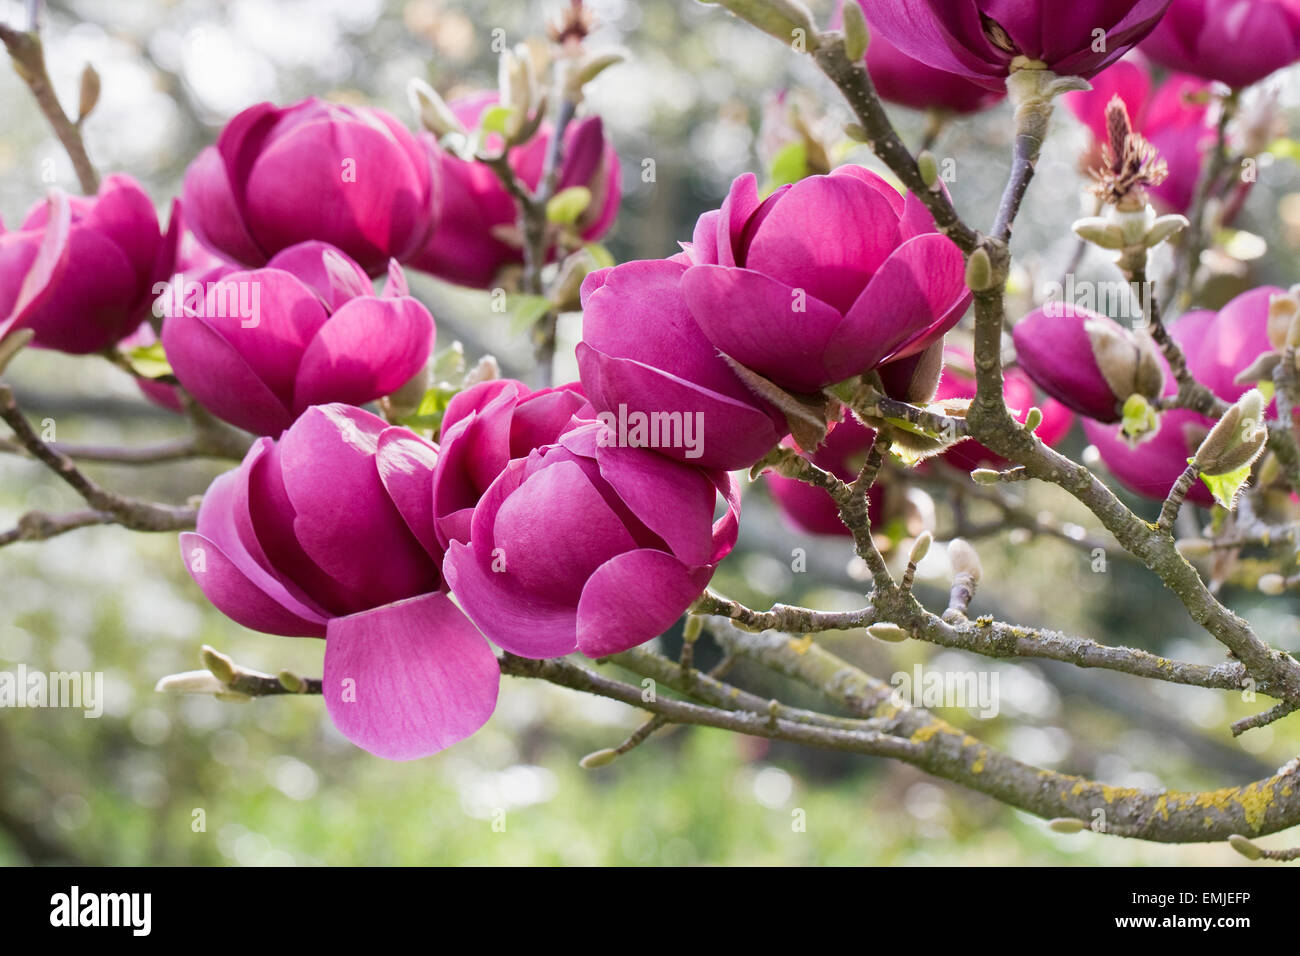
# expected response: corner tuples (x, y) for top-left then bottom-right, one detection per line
(124, 341), (172, 379)
(1268, 137), (1300, 163)
(429, 342), (466, 385)
(547, 186), (592, 225)
(584, 242), (616, 270)
(505, 293), (554, 336)
(479, 105), (516, 136)
(1198, 460), (1254, 511)
(400, 384), (460, 435)
(1120, 393), (1160, 447)
(765, 141), (808, 193)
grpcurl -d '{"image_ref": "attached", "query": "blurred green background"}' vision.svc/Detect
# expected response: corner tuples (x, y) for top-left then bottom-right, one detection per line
(3, 0), (1300, 865)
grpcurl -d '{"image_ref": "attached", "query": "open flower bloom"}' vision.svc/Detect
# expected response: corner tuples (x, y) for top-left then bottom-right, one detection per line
(443, 421), (740, 660)
(411, 92), (620, 288)
(857, 0), (1173, 90)
(162, 241), (434, 436)
(180, 403), (498, 760)
(433, 378), (590, 547)
(1141, 0), (1300, 88)
(933, 349), (1075, 470)
(182, 98), (437, 276)
(1065, 56), (1213, 214)
(1084, 286), (1278, 504)
(0, 175), (178, 354)
(677, 168), (970, 394)
(577, 258), (790, 471)
(766, 413), (886, 536)
(1013, 303), (1164, 423)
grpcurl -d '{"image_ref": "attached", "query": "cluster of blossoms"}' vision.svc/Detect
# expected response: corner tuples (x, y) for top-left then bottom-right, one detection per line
(6, 0), (1300, 766)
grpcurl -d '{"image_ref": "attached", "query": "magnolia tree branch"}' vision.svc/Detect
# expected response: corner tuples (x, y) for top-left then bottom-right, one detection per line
(709, 618), (1300, 843)
(0, 384), (197, 545)
(0, 17), (99, 194)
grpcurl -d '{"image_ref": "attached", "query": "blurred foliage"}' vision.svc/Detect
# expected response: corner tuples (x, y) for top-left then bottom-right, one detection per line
(3, 0), (1300, 865)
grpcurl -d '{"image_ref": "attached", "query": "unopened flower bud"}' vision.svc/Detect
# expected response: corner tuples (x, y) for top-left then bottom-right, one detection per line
(867, 622), (910, 643)
(1259, 574), (1288, 596)
(965, 247), (994, 292)
(580, 748), (620, 769)
(841, 0), (870, 62)
(917, 151), (940, 190)
(1023, 406), (1043, 434)
(970, 468), (1002, 486)
(711, 0), (820, 52)
(1048, 817), (1088, 834)
(77, 63), (101, 123)
(1268, 285), (1300, 350)
(200, 645), (235, 685)
(948, 538), (981, 584)
(1196, 389), (1268, 477)
(1013, 304), (1163, 426)
(908, 531), (933, 565)
(154, 670), (228, 695)
(1228, 834), (1263, 860)
(408, 78), (467, 138)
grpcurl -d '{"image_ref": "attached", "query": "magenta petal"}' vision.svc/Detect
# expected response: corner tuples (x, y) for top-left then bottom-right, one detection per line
(576, 344), (786, 471)
(681, 264), (843, 392)
(443, 541), (580, 657)
(3, 189), (71, 330)
(715, 172), (761, 267)
(179, 532), (326, 637)
(162, 311), (294, 435)
(828, 234), (969, 380)
(323, 593), (499, 760)
(182, 145), (267, 265)
(594, 443), (716, 566)
(266, 240), (372, 311)
(292, 295), (434, 412)
(278, 404), (439, 604)
(744, 173), (902, 313)
(375, 426), (443, 563)
(576, 550), (711, 658)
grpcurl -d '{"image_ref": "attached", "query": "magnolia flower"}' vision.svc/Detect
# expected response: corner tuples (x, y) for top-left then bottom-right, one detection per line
(1013, 303), (1164, 424)
(1142, 0), (1300, 88)
(443, 421), (740, 659)
(677, 168), (970, 394)
(1084, 287), (1278, 503)
(411, 92), (620, 288)
(856, 0), (1174, 90)
(183, 98), (437, 275)
(161, 242), (434, 436)
(0, 175), (178, 353)
(180, 404), (498, 760)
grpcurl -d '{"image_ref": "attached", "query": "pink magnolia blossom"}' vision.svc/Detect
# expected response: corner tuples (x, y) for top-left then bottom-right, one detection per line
(1064, 57), (1213, 213)
(1084, 286), (1278, 504)
(161, 241), (434, 436)
(442, 421), (740, 659)
(856, 0), (1173, 91)
(839, 2), (1005, 113)
(677, 168), (970, 394)
(0, 175), (178, 353)
(180, 403), (498, 760)
(411, 92), (621, 288)
(577, 259), (790, 472)
(433, 378), (590, 547)
(1012, 303), (1164, 423)
(1142, 0), (1300, 88)
(182, 98), (437, 276)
